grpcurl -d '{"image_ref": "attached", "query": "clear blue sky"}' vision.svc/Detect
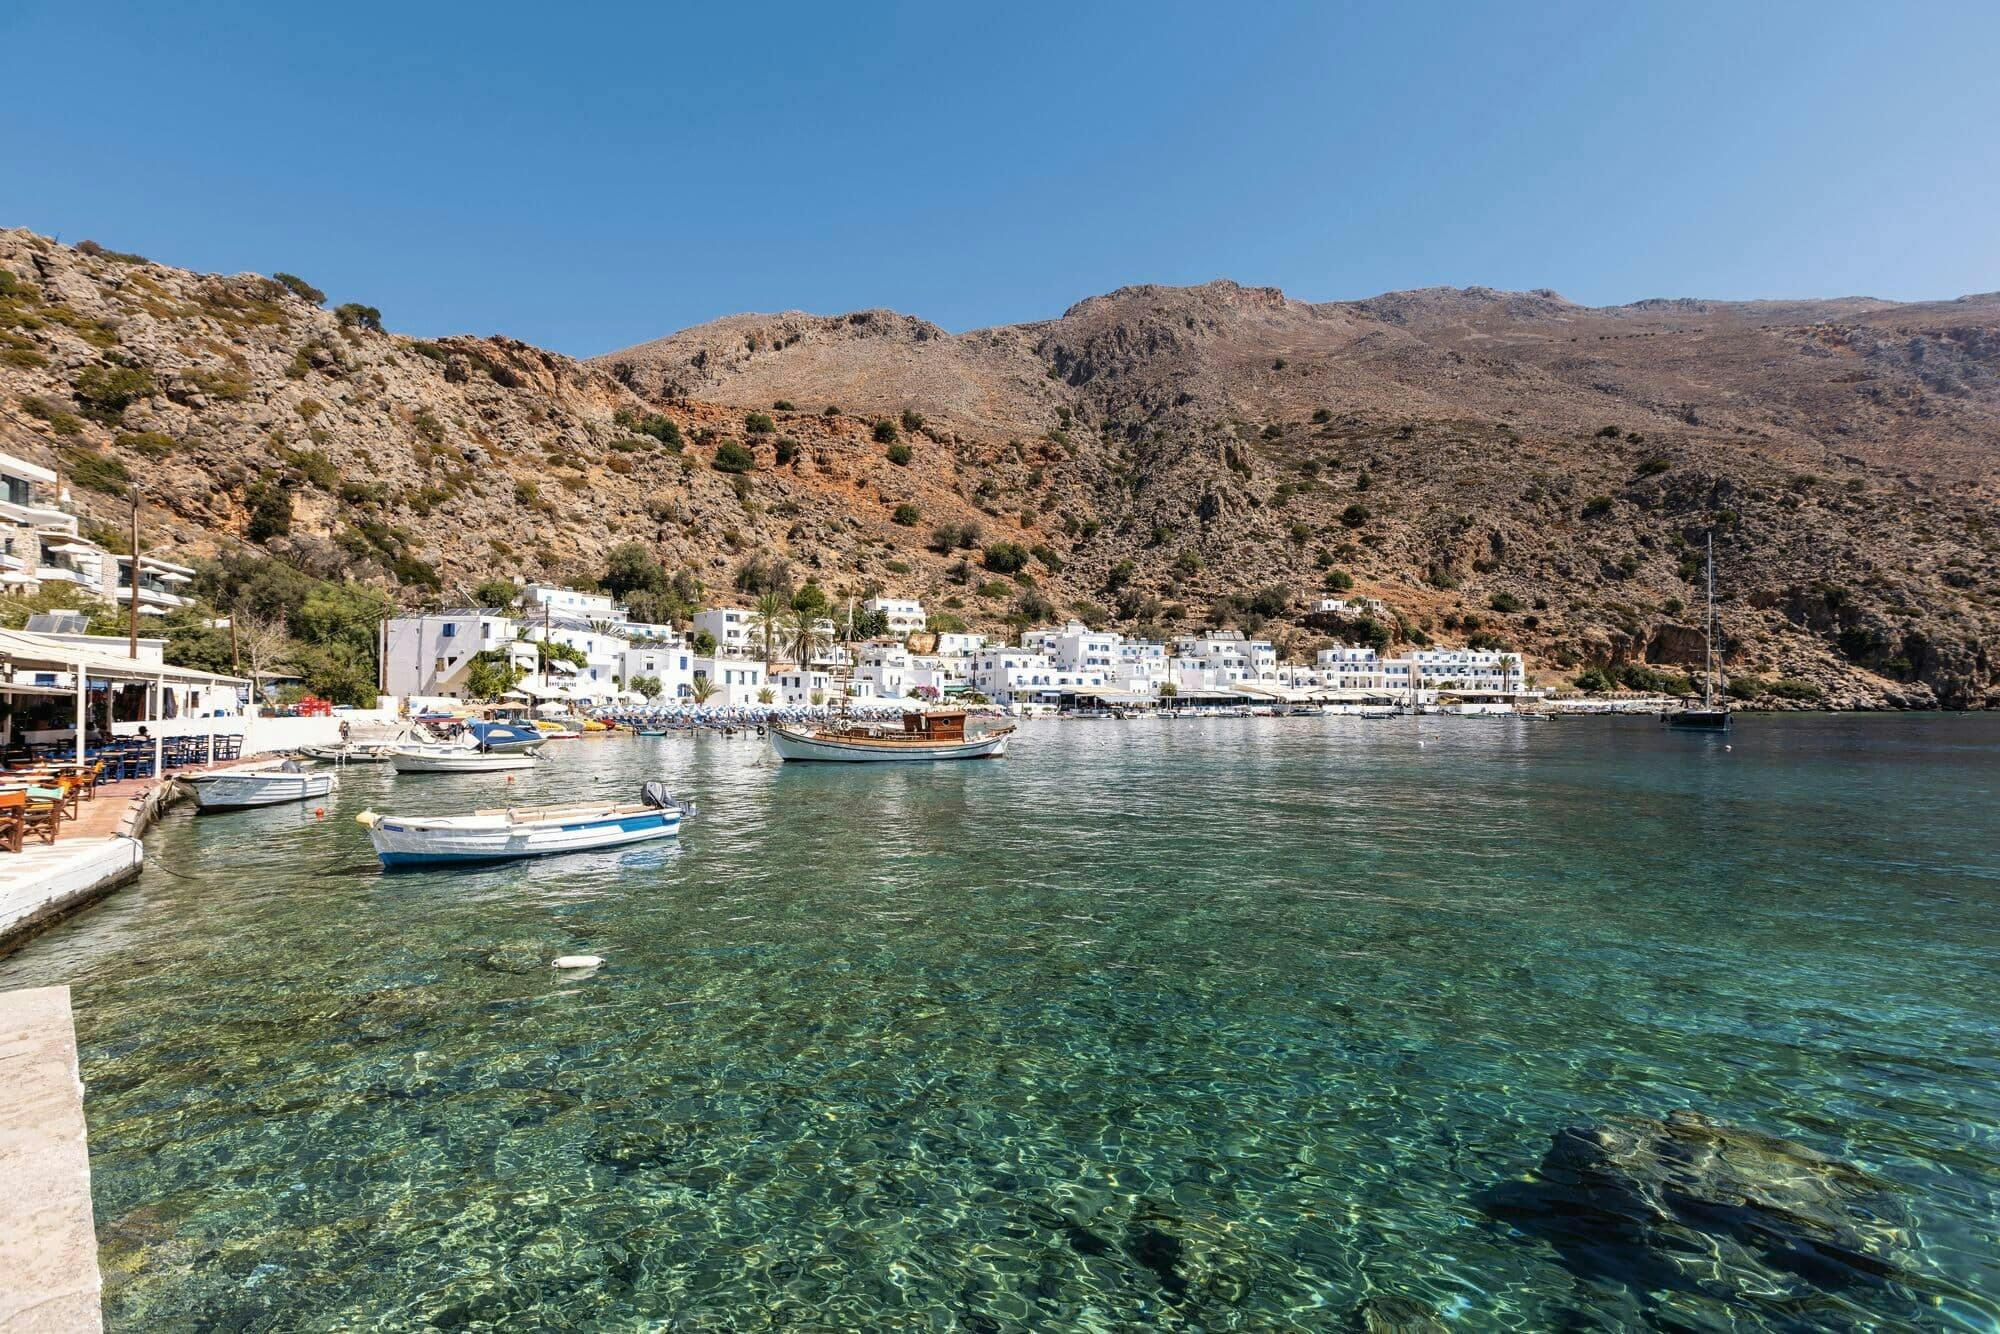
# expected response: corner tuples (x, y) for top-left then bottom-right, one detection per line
(4, 1), (1996, 357)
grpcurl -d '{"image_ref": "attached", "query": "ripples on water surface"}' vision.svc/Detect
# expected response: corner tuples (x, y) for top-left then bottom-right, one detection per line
(3, 714), (1997, 1329)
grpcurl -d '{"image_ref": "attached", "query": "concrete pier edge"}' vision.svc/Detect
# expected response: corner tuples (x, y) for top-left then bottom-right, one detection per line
(0, 985), (104, 1332)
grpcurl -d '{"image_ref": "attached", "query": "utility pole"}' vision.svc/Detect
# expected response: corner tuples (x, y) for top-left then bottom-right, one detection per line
(127, 486), (141, 659)
(230, 607), (240, 675)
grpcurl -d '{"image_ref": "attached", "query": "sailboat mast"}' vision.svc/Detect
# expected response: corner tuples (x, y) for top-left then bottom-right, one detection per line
(1704, 532), (1716, 706)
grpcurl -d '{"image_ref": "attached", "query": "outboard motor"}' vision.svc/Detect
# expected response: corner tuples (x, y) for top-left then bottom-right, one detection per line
(641, 780), (694, 816)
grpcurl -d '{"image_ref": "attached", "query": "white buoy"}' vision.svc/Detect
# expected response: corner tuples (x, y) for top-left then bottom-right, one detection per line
(552, 955), (605, 970)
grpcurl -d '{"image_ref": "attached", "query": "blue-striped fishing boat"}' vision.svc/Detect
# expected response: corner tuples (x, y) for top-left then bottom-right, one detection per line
(358, 783), (693, 867)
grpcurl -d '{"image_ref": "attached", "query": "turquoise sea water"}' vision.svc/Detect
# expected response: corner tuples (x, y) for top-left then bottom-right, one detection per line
(3, 714), (1997, 1330)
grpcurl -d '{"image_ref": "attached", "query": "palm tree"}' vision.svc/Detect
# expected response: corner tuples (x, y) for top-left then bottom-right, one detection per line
(690, 676), (719, 704)
(757, 686), (775, 705)
(785, 608), (829, 669)
(749, 591), (788, 672)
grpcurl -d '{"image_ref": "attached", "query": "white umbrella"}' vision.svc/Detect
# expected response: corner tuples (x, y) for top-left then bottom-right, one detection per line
(155, 571), (194, 584)
(50, 542), (98, 555)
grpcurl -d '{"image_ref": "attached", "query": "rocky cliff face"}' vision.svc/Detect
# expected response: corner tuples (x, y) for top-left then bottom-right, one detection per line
(4, 230), (1995, 706)
(600, 279), (2000, 707)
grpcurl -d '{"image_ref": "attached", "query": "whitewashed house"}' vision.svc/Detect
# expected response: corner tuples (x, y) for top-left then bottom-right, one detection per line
(1022, 621), (1122, 674)
(856, 641), (914, 700)
(863, 596), (926, 636)
(522, 584), (625, 624)
(384, 610), (523, 698)
(691, 607), (757, 656)
(621, 643), (695, 700)
(692, 653), (768, 706)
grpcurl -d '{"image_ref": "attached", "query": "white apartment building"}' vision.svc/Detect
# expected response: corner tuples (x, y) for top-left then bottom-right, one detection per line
(691, 607), (756, 656)
(967, 646), (1107, 707)
(621, 643), (695, 700)
(0, 450), (204, 617)
(769, 668), (882, 708)
(1314, 646), (1389, 691)
(528, 617), (629, 690)
(110, 554), (197, 614)
(863, 596), (926, 636)
(623, 619), (681, 644)
(1114, 639), (1169, 694)
(0, 451), (109, 600)
(908, 653), (972, 697)
(693, 654), (767, 706)
(384, 610), (524, 698)
(1398, 648), (1525, 695)
(1312, 645), (1526, 697)
(522, 584), (625, 624)
(1022, 620), (1122, 674)
(1171, 631), (1277, 686)
(856, 641), (913, 700)
(933, 632), (986, 657)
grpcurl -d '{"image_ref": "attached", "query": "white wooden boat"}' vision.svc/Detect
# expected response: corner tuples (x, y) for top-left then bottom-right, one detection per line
(298, 742), (395, 763)
(387, 743), (539, 774)
(186, 760), (335, 811)
(359, 783), (692, 866)
(768, 709), (1012, 763)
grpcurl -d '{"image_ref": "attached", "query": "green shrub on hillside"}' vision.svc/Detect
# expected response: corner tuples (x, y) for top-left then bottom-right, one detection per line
(20, 395), (83, 436)
(711, 440), (756, 473)
(72, 362), (156, 422)
(273, 273), (325, 305)
(61, 446), (132, 494)
(981, 542), (1028, 574)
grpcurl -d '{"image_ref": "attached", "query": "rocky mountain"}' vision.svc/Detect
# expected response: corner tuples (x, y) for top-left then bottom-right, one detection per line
(600, 281), (2000, 707)
(3, 228), (1995, 707)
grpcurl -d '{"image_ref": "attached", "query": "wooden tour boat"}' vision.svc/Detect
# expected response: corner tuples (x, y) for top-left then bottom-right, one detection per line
(768, 708), (1012, 763)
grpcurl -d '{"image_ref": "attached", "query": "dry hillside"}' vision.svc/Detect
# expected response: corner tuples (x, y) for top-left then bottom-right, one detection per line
(3, 229), (1995, 706)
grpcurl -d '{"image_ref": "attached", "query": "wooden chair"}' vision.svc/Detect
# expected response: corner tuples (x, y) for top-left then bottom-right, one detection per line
(0, 790), (25, 853)
(21, 787), (62, 845)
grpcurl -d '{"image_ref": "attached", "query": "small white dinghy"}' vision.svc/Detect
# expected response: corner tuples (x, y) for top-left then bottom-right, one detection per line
(298, 742), (396, 763)
(387, 741), (539, 774)
(358, 782), (694, 867)
(186, 759), (335, 812)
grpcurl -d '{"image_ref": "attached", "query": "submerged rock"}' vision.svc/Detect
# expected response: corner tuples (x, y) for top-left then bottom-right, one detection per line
(1348, 1294), (1447, 1333)
(1481, 1109), (1924, 1318)
(478, 942), (548, 974)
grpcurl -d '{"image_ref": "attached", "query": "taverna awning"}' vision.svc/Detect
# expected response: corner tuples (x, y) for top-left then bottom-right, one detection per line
(0, 627), (248, 687)
(1231, 682), (1316, 703)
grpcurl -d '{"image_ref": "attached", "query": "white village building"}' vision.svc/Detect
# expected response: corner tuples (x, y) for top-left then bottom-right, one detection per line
(863, 596), (926, 636)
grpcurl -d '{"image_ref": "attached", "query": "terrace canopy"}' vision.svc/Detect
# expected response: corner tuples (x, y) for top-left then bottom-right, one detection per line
(0, 626), (248, 766)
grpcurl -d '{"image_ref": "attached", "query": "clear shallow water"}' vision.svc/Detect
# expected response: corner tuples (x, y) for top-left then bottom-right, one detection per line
(4, 715), (1997, 1330)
